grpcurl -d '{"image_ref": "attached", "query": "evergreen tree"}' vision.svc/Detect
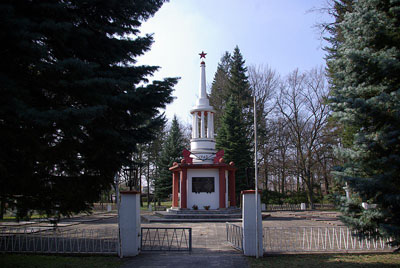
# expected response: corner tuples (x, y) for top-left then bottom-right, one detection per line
(155, 116), (185, 201)
(328, 0), (400, 246)
(0, 0), (177, 219)
(228, 46), (253, 117)
(216, 97), (252, 202)
(209, 52), (232, 130)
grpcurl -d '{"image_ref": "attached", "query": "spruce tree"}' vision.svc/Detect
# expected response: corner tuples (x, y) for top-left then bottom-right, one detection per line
(216, 97), (252, 202)
(209, 52), (232, 130)
(0, 0), (177, 218)
(328, 0), (400, 246)
(228, 46), (253, 117)
(155, 116), (185, 201)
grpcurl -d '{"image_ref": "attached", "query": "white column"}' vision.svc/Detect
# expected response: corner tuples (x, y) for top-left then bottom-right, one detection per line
(119, 191), (140, 257)
(192, 113), (196, 139)
(207, 111), (211, 138)
(210, 112), (214, 138)
(242, 191), (263, 256)
(194, 113), (199, 138)
(200, 111), (205, 138)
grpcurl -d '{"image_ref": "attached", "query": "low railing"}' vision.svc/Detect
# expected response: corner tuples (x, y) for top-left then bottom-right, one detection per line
(92, 203), (117, 212)
(264, 227), (393, 253)
(264, 203), (335, 211)
(226, 223), (243, 251)
(140, 227), (192, 251)
(265, 204), (301, 211)
(0, 227), (118, 254)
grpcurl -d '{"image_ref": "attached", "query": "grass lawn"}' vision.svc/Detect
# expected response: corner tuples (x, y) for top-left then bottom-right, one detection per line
(249, 253), (400, 268)
(0, 254), (125, 268)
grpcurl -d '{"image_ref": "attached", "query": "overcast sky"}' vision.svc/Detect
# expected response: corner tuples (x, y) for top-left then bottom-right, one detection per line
(137, 0), (332, 124)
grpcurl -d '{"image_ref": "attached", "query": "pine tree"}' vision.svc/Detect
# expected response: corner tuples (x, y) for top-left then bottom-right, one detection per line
(216, 97), (252, 202)
(0, 0), (177, 219)
(228, 46), (253, 117)
(209, 52), (231, 130)
(155, 116), (185, 201)
(328, 0), (400, 246)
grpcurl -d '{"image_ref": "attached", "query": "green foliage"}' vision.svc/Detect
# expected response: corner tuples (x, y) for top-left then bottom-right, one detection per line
(209, 51), (232, 129)
(229, 46), (252, 113)
(155, 116), (185, 200)
(328, 0), (400, 246)
(249, 253), (400, 268)
(261, 190), (311, 205)
(0, 254), (124, 268)
(0, 0), (176, 219)
(283, 191), (310, 204)
(211, 46), (254, 204)
(210, 46), (253, 131)
(261, 190), (285, 205)
(216, 97), (252, 197)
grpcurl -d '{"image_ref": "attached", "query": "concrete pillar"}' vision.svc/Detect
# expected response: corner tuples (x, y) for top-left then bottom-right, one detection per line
(172, 171), (179, 207)
(228, 170), (236, 207)
(242, 190), (263, 257)
(219, 168), (226, 208)
(119, 191), (140, 257)
(200, 111), (205, 138)
(180, 168), (187, 209)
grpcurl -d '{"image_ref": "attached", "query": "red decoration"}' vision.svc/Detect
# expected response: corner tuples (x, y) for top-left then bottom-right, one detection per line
(182, 149), (193, 164)
(213, 150), (224, 164)
(199, 51), (207, 59)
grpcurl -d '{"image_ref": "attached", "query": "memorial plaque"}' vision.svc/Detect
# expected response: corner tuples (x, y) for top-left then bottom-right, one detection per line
(192, 177), (214, 193)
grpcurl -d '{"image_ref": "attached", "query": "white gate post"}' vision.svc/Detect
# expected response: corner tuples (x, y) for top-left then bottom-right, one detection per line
(242, 190), (263, 256)
(119, 191), (141, 257)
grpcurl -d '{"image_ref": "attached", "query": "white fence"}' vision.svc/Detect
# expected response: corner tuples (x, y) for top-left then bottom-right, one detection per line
(140, 227), (192, 251)
(264, 227), (393, 253)
(92, 203), (117, 212)
(0, 227), (118, 254)
(226, 223), (243, 251)
(265, 203), (335, 211)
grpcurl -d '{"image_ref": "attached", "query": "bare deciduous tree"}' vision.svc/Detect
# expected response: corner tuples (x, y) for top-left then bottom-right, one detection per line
(276, 67), (330, 203)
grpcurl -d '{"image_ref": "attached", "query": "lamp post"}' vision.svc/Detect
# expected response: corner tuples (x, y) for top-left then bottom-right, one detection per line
(254, 95), (260, 258)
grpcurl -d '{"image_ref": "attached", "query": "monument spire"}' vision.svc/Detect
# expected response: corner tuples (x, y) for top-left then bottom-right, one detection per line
(190, 51), (216, 163)
(197, 51), (208, 106)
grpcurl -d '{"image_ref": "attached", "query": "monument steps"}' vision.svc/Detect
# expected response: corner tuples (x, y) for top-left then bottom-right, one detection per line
(155, 210), (242, 219)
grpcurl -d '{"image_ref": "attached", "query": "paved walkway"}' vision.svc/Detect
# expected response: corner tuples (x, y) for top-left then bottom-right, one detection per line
(121, 253), (249, 268)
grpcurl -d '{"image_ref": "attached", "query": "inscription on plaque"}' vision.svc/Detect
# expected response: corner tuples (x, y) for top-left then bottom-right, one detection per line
(192, 177), (214, 193)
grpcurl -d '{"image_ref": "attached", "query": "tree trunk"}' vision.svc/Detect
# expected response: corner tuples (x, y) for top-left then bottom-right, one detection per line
(264, 158), (268, 190)
(281, 166), (285, 194)
(0, 198), (4, 220)
(304, 170), (314, 204)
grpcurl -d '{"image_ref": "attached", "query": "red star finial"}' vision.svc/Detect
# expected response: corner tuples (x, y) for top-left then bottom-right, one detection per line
(199, 51), (207, 59)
